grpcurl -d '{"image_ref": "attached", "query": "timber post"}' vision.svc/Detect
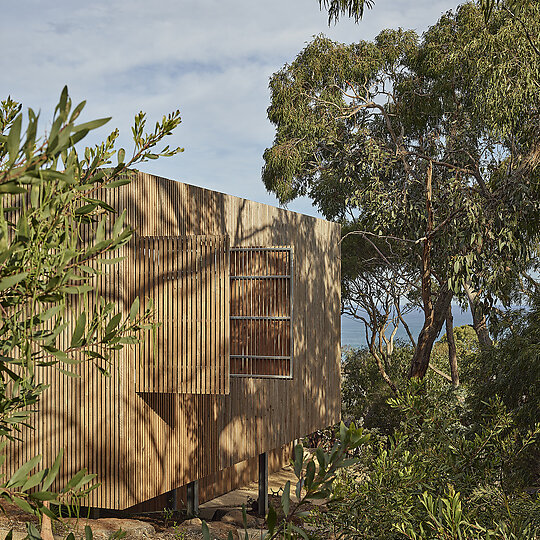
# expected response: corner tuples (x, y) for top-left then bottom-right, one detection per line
(88, 507), (101, 519)
(166, 488), (178, 511)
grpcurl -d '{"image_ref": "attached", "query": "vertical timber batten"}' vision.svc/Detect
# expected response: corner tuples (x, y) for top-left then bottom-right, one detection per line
(134, 234), (230, 395)
(4, 172), (341, 510)
(258, 452), (268, 517)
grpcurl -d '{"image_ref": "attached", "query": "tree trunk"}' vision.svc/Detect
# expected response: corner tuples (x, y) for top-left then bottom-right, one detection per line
(409, 161), (454, 379)
(446, 306), (459, 387)
(429, 363), (452, 382)
(463, 282), (493, 348)
(374, 354), (399, 394)
(369, 333), (399, 395)
(409, 285), (454, 379)
(396, 301), (416, 347)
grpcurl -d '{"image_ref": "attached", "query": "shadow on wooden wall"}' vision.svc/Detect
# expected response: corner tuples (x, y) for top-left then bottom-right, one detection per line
(7, 172), (340, 510)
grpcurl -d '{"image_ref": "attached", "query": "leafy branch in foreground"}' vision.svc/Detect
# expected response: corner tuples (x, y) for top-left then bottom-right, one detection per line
(0, 449), (96, 519)
(0, 86), (183, 533)
(318, 0), (537, 25)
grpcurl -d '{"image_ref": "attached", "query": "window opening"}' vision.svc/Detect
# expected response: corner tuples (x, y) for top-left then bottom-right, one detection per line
(230, 247), (293, 378)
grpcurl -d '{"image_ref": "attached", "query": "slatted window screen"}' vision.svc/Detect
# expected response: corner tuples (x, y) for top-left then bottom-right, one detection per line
(230, 247), (293, 378)
(135, 235), (230, 394)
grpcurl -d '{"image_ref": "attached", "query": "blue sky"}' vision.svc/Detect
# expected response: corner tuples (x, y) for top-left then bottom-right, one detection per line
(2, 0), (458, 217)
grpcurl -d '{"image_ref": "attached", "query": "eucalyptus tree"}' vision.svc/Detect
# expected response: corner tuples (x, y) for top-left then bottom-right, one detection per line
(341, 225), (418, 392)
(0, 88), (182, 526)
(318, 0), (537, 25)
(263, 2), (540, 380)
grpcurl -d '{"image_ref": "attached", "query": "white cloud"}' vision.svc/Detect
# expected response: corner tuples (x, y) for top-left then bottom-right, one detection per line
(2, 0), (458, 217)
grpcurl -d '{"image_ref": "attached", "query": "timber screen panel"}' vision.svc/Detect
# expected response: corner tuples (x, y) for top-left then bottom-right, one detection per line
(230, 247), (293, 378)
(135, 235), (230, 394)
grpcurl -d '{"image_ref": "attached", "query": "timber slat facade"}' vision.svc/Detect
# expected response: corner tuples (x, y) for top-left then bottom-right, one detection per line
(6, 172), (341, 510)
(135, 235), (230, 394)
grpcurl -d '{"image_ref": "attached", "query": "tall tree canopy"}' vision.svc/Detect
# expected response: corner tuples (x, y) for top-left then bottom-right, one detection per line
(264, 2), (540, 380)
(319, 0), (537, 25)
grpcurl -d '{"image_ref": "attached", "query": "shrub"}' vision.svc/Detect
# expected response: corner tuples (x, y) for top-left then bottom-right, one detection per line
(341, 343), (411, 432)
(311, 382), (540, 539)
(0, 88), (182, 532)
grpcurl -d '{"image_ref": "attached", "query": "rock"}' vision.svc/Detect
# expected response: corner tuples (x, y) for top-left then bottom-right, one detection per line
(182, 517), (202, 527)
(239, 529), (269, 540)
(212, 509), (229, 521)
(63, 517), (155, 538)
(221, 510), (258, 528)
(177, 520), (239, 539)
(0, 529), (28, 540)
(198, 508), (217, 521)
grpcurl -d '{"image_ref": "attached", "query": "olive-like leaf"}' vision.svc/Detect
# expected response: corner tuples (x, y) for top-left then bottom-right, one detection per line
(0, 272), (28, 292)
(71, 312), (87, 348)
(281, 480), (291, 516)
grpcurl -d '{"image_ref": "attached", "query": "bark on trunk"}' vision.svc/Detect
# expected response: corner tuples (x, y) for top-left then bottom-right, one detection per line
(41, 503), (54, 540)
(409, 161), (454, 379)
(464, 283), (493, 348)
(446, 306), (459, 387)
(374, 355), (399, 394)
(409, 285), (454, 379)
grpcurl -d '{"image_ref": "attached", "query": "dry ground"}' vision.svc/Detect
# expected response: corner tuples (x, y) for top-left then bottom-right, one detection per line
(0, 466), (302, 540)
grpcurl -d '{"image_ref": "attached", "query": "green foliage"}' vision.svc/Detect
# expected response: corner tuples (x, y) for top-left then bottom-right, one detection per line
(322, 311), (538, 539)
(0, 87), (183, 525)
(267, 422), (368, 539)
(318, 0), (537, 27)
(468, 298), (540, 432)
(431, 324), (479, 375)
(312, 383), (540, 539)
(395, 486), (539, 539)
(341, 344), (411, 431)
(479, 0), (537, 23)
(435, 324), (478, 354)
(318, 0), (374, 24)
(342, 327), (476, 425)
(266, 2), (540, 374)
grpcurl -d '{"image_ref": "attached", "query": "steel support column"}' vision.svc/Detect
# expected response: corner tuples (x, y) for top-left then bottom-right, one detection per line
(186, 480), (199, 517)
(258, 452), (268, 517)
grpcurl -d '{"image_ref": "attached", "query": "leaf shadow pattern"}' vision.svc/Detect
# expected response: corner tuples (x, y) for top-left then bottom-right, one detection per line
(7, 172), (341, 512)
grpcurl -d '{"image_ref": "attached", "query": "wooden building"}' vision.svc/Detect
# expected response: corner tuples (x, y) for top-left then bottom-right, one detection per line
(8, 172), (341, 511)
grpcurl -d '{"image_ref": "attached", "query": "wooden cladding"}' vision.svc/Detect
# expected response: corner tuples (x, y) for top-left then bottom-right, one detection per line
(135, 235), (230, 394)
(5, 173), (341, 510)
(230, 247), (293, 378)
(134, 237), (293, 386)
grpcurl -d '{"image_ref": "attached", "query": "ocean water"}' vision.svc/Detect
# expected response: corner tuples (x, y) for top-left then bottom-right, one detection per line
(341, 306), (473, 348)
